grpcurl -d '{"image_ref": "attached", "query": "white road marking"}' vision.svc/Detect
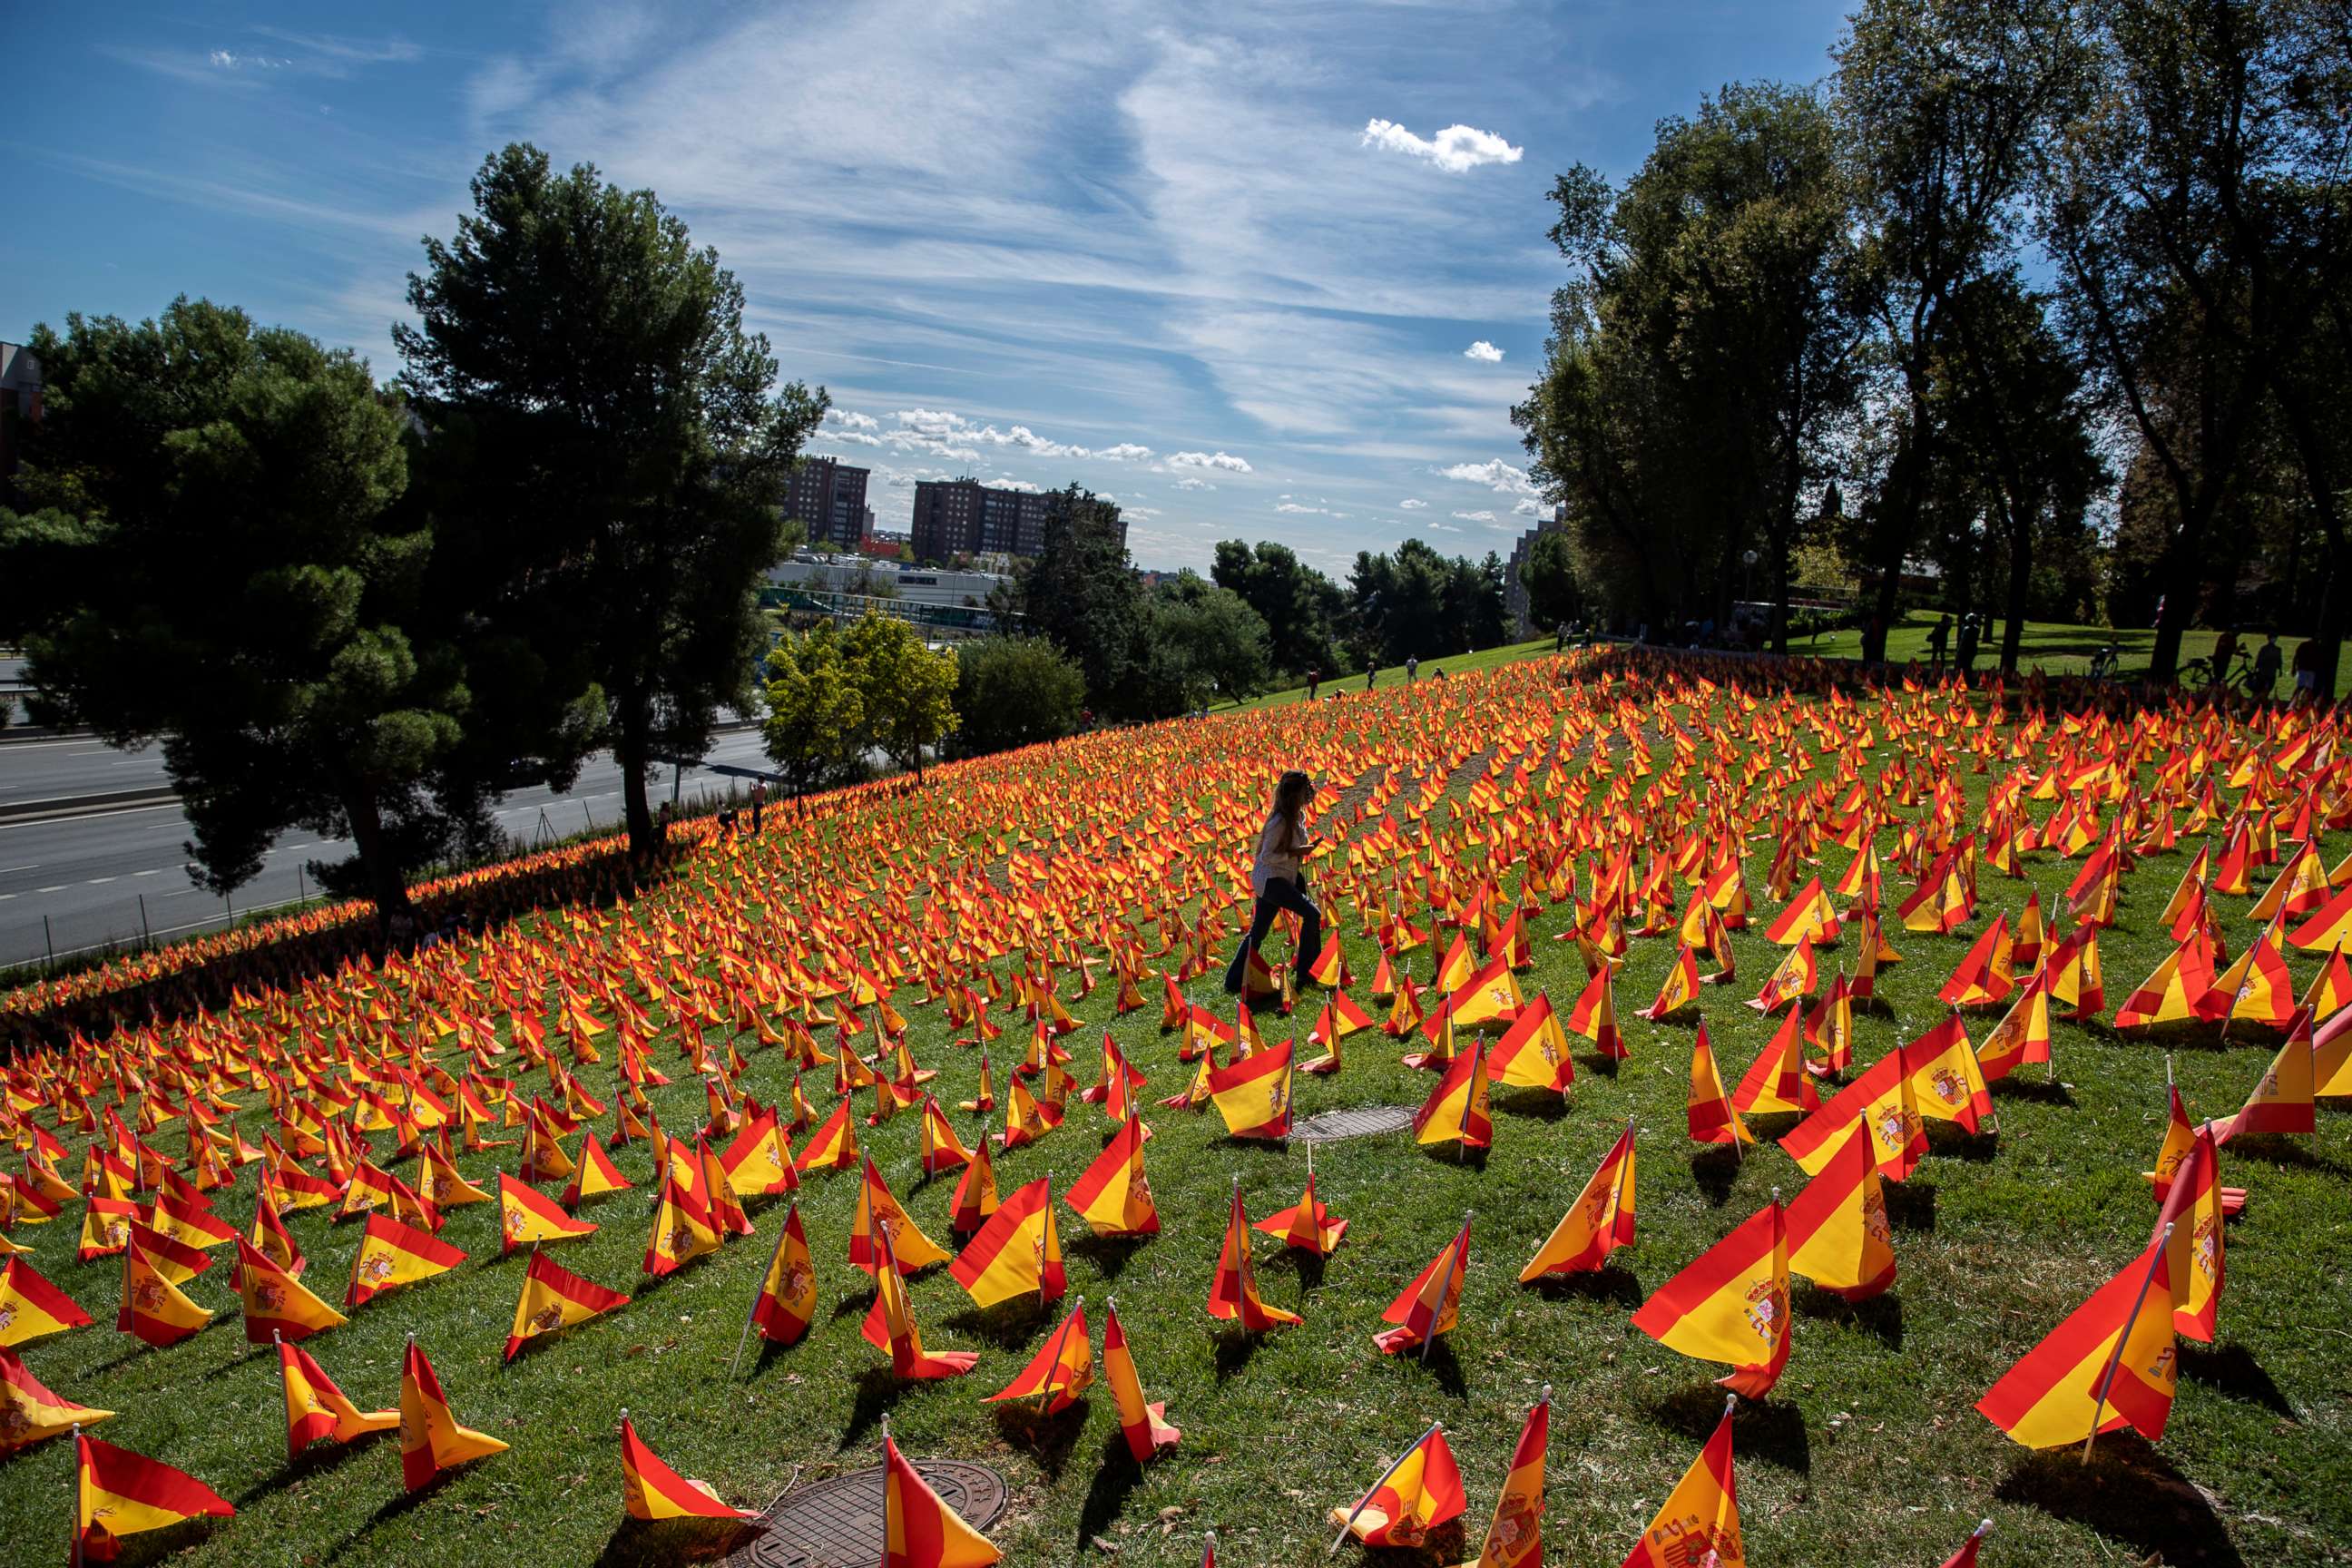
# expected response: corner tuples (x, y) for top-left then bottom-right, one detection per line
(87, 877), (117, 885)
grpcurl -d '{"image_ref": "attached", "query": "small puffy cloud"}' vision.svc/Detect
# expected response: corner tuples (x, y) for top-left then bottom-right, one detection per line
(1174, 476), (1216, 491)
(1096, 442), (1153, 462)
(1399, 498), (1428, 510)
(1426, 520), (1464, 533)
(1463, 340), (1504, 363)
(827, 409), (881, 431)
(1452, 509), (1497, 524)
(1171, 449), (1254, 473)
(1361, 118), (1524, 173)
(894, 407), (970, 436)
(989, 475), (1045, 493)
(1437, 458), (1536, 495)
(1513, 497), (1544, 516)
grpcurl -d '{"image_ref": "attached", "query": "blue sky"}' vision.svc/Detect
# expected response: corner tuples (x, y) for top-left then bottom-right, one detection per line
(9, 1), (1854, 573)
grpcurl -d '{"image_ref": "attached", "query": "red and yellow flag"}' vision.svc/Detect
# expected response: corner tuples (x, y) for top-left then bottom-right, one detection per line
(1464, 1390), (1549, 1568)
(0, 1345), (113, 1453)
(234, 1237), (346, 1344)
(1521, 1122), (1636, 1280)
(949, 1177), (1064, 1309)
(1328, 1421), (1465, 1550)
(0, 1255), (93, 1348)
(863, 1227), (979, 1381)
(1206, 1041), (1293, 1141)
(883, 1430), (1002, 1567)
(1629, 1197), (1789, 1398)
(644, 1176), (721, 1279)
(621, 1414), (757, 1520)
(1065, 1113), (1159, 1237)
(1685, 1024), (1753, 1149)
(506, 1249), (632, 1360)
(1256, 1169), (1348, 1256)
(399, 1338), (509, 1491)
(76, 1432), (233, 1559)
(984, 1298), (1093, 1413)
(1783, 1123), (1896, 1300)
(850, 1157), (950, 1276)
(1976, 1235), (2177, 1449)
(347, 1213), (466, 1308)
(1413, 1040), (1493, 1150)
(1207, 1181), (1298, 1330)
(499, 1172), (597, 1254)
(279, 1339), (396, 1459)
(751, 1201), (818, 1348)
(2156, 1124), (2226, 1342)
(1102, 1299), (1180, 1462)
(119, 1234), (213, 1347)
(1373, 1215), (1470, 1356)
(1621, 1397), (1742, 1568)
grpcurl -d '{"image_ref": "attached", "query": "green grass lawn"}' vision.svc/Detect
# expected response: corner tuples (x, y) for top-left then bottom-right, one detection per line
(3, 659), (2346, 1567)
(1211, 637), (1570, 715)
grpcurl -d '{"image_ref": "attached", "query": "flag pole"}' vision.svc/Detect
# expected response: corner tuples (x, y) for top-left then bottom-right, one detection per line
(1036, 1295), (1083, 1412)
(730, 1214), (793, 1378)
(69, 1421), (84, 1568)
(879, 1412), (894, 1548)
(1328, 1419), (1446, 1555)
(2082, 1222), (2174, 1465)
(1422, 1210), (1471, 1367)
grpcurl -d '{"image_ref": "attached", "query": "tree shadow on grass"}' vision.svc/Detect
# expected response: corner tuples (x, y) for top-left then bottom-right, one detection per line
(2180, 1342), (2297, 1418)
(1997, 1438), (2245, 1567)
(1690, 1145), (1742, 1206)
(1991, 1076), (2074, 1106)
(940, 1295), (1051, 1350)
(2224, 1134), (2347, 1175)
(1883, 1181), (1937, 1232)
(89, 1519), (233, 1568)
(1261, 1246), (1328, 1294)
(1493, 1087), (1570, 1124)
(831, 1284), (878, 1322)
(1392, 1335), (1469, 1399)
(592, 1516), (758, 1568)
(1650, 1385), (1810, 1475)
(1067, 1231), (1148, 1281)
(1210, 1327), (1266, 1383)
(1794, 1284), (1902, 1351)
(840, 1365), (916, 1449)
(991, 1397), (1089, 1481)
(1076, 1436), (1148, 1553)
(239, 1428), (391, 1502)
(1925, 1122), (2000, 1163)
(1417, 1142), (1490, 1173)
(1527, 1264), (1642, 1308)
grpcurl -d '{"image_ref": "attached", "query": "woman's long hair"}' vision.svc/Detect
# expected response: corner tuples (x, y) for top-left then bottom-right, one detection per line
(1270, 770), (1315, 843)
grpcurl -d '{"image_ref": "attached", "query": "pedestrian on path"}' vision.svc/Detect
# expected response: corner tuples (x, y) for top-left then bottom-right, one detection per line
(1224, 770), (1323, 996)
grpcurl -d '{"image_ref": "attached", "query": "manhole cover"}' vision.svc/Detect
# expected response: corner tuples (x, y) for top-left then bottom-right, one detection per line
(1293, 1104), (1416, 1142)
(728, 1460), (1008, 1568)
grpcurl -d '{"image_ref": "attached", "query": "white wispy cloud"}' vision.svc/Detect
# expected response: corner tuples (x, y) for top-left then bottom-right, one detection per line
(1452, 509), (1498, 524)
(1170, 450), (1254, 473)
(1426, 519), (1465, 532)
(1399, 498), (1428, 510)
(1174, 476), (1216, 491)
(1437, 458), (1537, 495)
(1359, 118), (1524, 173)
(1464, 339), (1504, 362)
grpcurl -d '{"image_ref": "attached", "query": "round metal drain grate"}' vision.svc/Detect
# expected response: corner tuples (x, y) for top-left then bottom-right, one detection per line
(728, 1460), (1008, 1568)
(1293, 1103), (1416, 1142)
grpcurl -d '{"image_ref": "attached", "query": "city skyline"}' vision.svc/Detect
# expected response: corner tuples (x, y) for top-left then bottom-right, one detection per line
(11, 1), (1851, 572)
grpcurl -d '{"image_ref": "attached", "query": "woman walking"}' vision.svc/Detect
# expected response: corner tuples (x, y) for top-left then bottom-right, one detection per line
(1224, 769), (1323, 995)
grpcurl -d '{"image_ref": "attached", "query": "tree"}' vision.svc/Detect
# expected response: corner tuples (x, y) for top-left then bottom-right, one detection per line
(1136, 574), (1273, 714)
(2040, 0), (2352, 681)
(950, 637), (1085, 756)
(843, 612), (958, 778)
(1521, 528), (1581, 630)
(1834, 0), (2088, 662)
(0, 299), (459, 926)
(1519, 84), (1867, 647)
(996, 485), (1142, 709)
(397, 144), (827, 856)
(1210, 540), (1351, 677)
(760, 622), (865, 795)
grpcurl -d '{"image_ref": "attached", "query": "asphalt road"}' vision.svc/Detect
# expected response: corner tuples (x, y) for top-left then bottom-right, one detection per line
(0, 727), (778, 968)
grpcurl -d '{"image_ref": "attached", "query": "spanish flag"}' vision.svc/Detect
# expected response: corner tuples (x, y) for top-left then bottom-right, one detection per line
(1328, 1421), (1465, 1550)
(919, 1096), (976, 1176)
(1207, 1041), (1293, 1141)
(506, 1249), (632, 1359)
(1630, 1196), (1789, 1398)
(1621, 1396), (1741, 1567)
(1779, 1046), (1926, 1181)
(1638, 946), (1701, 1022)
(794, 1098), (861, 1174)
(1685, 1024), (1753, 1149)
(77, 1197), (136, 1262)
(948, 1136), (1000, 1236)
(347, 1212), (467, 1308)
(718, 1108), (797, 1198)
(499, 1172), (596, 1254)
(1901, 1016), (1994, 1132)
(1521, 1122), (1635, 1281)
(850, 1156), (950, 1276)
(0, 1345), (112, 1453)
(750, 1201), (818, 1348)
(1489, 991), (1575, 1093)
(1373, 1214), (1470, 1356)
(1975, 970), (2053, 1083)
(949, 1176), (1063, 1308)
(1975, 1234), (2177, 1449)
(882, 1429), (1002, 1566)
(1102, 1300), (1180, 1462)
(1256, 1168), (1348, 1256)
(1065, 1113), (1159, 1237)
(119, 1233), (213, 1347)
(1412, 1040), (1493, 1150)
(863, 1227), (978, 1380)
(1783, 1124), (1896, 1301)
(279, 1338), (397, 1459)
(1206, 1180), (1298, 1330)
(644, 1176), (721, 1279)
(2213, 1011), (2318, 1143)
(0, 1256), (92, 1348)
(233, 1237), (346, 1343)
(983, 1298), (1093, 1414)
(563, 1130), (635, 1207)
(2156, 1124), (2226, 1342)
(1730, 1007), (1818, 1118)
(1564, 962), (1627, 1059)
(399, 1337), (509, 1491)
(76, 1431), (233, 1559)
(1464, 1389), (1548, 1568)
(621, 1414), (757, 1520)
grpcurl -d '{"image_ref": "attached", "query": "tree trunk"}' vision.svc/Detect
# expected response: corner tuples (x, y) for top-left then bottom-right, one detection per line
(616, 703), (657, 858)
(2278, 387), (2347, 701)
(2001, 520), (2032, 675)
(342, 781), (414, 936)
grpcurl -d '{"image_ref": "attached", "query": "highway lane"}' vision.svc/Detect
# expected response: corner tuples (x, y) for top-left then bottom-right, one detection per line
(0, 732), (173, 808)
(0, 728), (778, 967)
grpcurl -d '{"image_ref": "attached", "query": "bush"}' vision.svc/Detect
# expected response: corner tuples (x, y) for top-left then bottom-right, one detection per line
(950, 637), (1085, 757)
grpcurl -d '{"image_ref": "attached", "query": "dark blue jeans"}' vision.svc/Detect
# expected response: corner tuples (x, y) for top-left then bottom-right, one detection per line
(1224, 877), (1321, 994)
